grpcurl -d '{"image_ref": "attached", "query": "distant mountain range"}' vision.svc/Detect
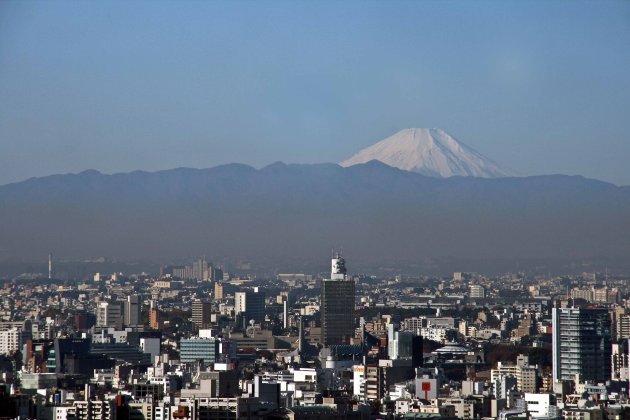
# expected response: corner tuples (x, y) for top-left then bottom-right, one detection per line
(1, 161), (629, 263)
(341, 128), (514, 178)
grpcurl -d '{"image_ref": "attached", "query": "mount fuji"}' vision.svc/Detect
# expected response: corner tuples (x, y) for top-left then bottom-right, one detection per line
(340, 128), (515, 178)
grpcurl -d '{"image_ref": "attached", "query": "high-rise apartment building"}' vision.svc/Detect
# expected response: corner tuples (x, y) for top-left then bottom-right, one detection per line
(149, 301), (160, 330)
(96, 301), (124, 329)
(214, 282), (224, 300)
(192, 258), (210, 281)
(612, 340), (629, 381)
(321, 254), (355, 346)
(552, 307), (611, 383)
(192, 300), (212, 330)
(0, 328), (22, 356)
(470, 285), (485, 299)
(170, 258), (216, 281)
(617, 314), (630, 341)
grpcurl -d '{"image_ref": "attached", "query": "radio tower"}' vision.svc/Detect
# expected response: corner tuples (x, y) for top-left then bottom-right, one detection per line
(48, 253), (53, 279)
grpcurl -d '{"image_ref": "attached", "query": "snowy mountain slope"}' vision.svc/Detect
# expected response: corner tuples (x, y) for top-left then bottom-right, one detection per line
(340, 128), (515, 178)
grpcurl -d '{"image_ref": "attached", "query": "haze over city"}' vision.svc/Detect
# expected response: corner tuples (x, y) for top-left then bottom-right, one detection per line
(2, 3), (630, 420)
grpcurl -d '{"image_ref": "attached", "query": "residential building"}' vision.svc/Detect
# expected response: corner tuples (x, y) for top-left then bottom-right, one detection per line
(192, 300), (212, 330)
(552, 307), (611, 382)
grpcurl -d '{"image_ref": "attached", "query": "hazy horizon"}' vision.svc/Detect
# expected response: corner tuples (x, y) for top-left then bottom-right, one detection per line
(3, 158), (630, 188)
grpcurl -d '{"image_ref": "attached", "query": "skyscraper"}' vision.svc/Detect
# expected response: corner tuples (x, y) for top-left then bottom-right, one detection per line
(321, 254), (355, 346)
(552, 307), (611, 383)
(192, 299), (212, 330)
(192, 258), (210, 281)
(96, 301), (124, 329)
(235, 288), (266, 325)
(125, 295), (142, 326)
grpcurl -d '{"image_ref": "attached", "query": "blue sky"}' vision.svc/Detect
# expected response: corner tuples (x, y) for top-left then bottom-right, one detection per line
(1, 0), (630, 185)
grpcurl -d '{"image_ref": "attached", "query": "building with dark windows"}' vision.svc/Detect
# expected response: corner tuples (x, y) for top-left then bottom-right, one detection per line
(321, 254), (355, 346)
(125, 295), (142, 326)
(180, 338), (220, 365)
(552, 307), (611, 383)
(235, 289), (266, 325)
(192, 300), (212, 330)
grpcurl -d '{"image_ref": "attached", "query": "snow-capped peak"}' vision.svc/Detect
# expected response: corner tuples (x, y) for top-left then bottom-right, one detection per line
(340, 128), (514, 178)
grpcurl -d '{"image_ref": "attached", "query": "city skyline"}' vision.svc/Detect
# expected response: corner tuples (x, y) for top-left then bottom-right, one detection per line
(3, 2), (630, 419)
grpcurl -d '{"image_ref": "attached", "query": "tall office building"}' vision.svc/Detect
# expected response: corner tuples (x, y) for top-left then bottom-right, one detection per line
(192, 300), (212, 330)
(387, 324), (423, 367)
(50, 338), (91, 374)
(235, 288), (266, 324)
(552, 307), (611, 383)
(125, 295), (142, 326)
(180, 338), (219, 365)
(321, 254), (355, 346)
(96, 301), (124, 329)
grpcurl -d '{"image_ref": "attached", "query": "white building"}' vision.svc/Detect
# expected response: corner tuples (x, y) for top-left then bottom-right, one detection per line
(470, 285), (485, 299)
(491, 361), (537, 393)
(53, 406), (75, 420)
(353, 365), (366, 398)
(0, 328), (21, 355)
(420, 326), (449, 343)
(524, 393), (558, 418)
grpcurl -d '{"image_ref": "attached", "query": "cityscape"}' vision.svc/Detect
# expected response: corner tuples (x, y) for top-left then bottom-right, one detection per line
(2, 1), (630, 419)
(1, 253), (630, 419)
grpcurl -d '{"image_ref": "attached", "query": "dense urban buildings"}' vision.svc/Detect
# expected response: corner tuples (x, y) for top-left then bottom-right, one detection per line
(2, 254), (630, 419)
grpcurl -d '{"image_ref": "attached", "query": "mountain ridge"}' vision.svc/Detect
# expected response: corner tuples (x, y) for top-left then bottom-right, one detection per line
(1, 162), (629, 262)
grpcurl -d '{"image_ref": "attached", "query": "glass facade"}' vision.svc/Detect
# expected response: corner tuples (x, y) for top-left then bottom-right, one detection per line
(552, 307), (611, 382)
(180, 338), (219, 364)
(321, 279), (355, 346)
